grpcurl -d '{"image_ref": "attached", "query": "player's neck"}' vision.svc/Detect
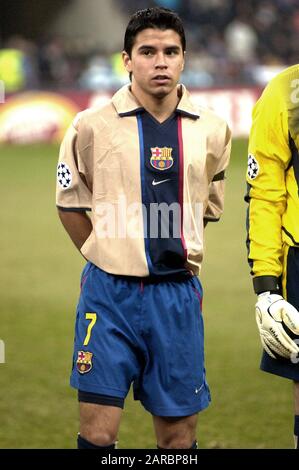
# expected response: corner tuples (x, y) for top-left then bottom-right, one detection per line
(130, 84), (179, 123)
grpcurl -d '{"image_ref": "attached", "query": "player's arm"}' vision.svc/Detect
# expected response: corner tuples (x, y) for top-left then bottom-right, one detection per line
(246, 78), (289, 294)
(246, 78), (299, 359)
(204, 121), (231, 225)
(56, 113), (93, 253)
(58, 209), (92, 251)
(203, 168), (227, 226)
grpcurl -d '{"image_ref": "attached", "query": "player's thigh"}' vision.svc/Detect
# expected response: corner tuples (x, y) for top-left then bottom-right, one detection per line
(152, 413), (198, 445)
(80, 402), (123, 444)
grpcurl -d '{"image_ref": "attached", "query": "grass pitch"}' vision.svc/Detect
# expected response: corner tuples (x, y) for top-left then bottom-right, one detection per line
(0, 140), (293, 448)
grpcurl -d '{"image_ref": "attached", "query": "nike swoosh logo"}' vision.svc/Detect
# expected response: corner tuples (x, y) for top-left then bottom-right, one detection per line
(152, 178), (171, 186)
(195, 384), (204, 394)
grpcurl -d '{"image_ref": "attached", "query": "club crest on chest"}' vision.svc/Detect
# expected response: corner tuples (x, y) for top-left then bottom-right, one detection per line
(150, 147), (173, 171)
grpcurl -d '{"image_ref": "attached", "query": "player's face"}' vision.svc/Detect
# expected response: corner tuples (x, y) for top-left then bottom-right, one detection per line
(123, 28), (185, 100)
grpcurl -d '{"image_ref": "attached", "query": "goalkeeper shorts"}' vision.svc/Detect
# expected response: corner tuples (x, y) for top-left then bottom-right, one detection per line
(261, 245), (299, 380)
(70, 261), (211, 417)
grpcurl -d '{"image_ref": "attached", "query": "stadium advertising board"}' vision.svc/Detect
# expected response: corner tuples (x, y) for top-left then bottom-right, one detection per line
(0, 92), (80, 144)
(0, 88), (260, 144)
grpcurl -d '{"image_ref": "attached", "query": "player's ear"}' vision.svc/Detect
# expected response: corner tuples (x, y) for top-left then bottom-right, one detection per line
(181, 51), (185, 72)
(122, 51), (132, 73)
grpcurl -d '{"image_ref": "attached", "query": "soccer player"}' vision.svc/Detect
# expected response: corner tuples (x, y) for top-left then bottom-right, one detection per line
(56, 7), (231, 449)
(246, 65), (299, 448)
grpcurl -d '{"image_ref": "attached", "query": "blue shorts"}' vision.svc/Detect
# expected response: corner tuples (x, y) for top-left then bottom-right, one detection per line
(70, 262), (211, 417)
(261, 245), (299, 381)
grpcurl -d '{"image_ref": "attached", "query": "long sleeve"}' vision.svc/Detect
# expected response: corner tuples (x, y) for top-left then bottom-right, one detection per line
(56, 113), (92, 212)
(204, 122), (232, 222)
(246, 77), (291, 293)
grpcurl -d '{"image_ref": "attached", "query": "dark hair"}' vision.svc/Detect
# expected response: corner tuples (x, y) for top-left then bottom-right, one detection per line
(124, 7), (186, 57)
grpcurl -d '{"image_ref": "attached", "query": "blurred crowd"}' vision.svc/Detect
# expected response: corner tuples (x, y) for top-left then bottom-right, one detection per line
(0, 0), (298, 92)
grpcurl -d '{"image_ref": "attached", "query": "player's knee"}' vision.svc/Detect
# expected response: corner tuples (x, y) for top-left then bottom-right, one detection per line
(158, 438), (195, 449)
(158, 433), (196, 449)
(80, 427), (117, 447)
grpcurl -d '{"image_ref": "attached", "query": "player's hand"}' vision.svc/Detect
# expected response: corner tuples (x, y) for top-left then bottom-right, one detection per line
(255, 292), (299, 359)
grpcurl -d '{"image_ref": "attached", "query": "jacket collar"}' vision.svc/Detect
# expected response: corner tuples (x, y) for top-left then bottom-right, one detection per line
(111, 84), (200, 119)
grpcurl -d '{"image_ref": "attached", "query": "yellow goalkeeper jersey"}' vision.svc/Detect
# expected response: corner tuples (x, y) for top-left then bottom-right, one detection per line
(246, 64), (299, 294)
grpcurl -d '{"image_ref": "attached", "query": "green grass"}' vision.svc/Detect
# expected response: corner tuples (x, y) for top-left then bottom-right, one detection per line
(0, 141), (294, 448)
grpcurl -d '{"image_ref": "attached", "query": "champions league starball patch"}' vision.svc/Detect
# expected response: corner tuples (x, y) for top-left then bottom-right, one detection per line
(57, 162), (72, 189)
(247, 154), (259, 180)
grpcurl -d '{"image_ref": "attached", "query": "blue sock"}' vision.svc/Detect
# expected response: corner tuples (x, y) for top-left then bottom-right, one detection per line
(77, 434), (115, 449)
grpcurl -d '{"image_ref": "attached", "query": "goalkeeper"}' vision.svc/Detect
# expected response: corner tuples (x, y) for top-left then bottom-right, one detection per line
(246, 65), (299, 448)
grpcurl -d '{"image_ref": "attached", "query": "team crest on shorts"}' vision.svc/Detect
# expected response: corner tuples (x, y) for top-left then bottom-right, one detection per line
(57, 162), (72, 189)
(150, 147), (173, 171)
(76, 351), (93, 374)
(247, 154), (259, 180)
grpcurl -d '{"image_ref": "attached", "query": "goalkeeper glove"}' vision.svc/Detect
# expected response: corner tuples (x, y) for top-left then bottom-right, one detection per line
(255, 292), (299, 360)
